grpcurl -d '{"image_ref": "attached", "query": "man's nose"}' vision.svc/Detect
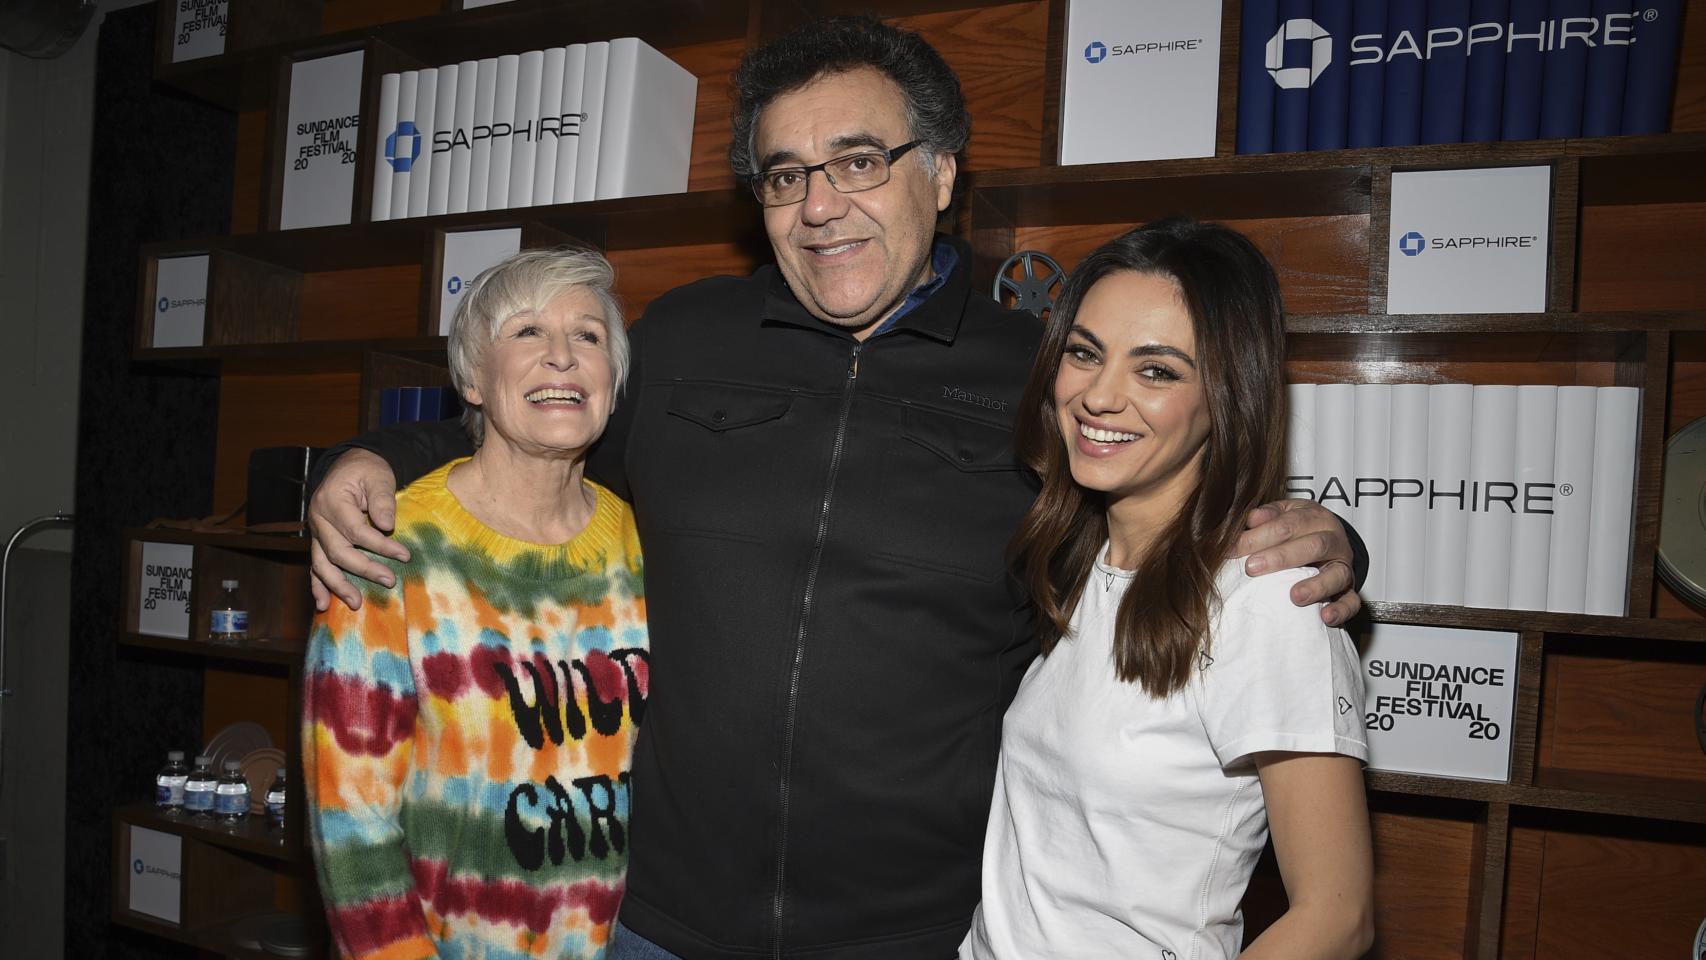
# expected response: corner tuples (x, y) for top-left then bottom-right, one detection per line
(799, 168), (849, 225)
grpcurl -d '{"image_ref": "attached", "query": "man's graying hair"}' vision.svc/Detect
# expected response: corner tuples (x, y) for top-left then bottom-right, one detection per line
(729, 15), (971, 179)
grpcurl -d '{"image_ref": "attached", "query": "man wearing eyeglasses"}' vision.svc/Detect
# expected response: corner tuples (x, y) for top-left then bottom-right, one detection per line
(306, 15), (1363, 960)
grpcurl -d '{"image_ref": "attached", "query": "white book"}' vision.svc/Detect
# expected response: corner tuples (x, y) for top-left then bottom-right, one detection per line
(389, 70), (419, 220)
(508, 50), (545, 209)
(447, 59), (480, 214)
(1507, 386), (1558, 611)
(1545, 386), (1599, 613)
(1584, 387), (1641, 616)
(372, 72), (400, 221)
(1353, 384), (1393, 601)
(1313, 383), (1356, 525)
(487, 54), (520, 211)
(593, 37), (698, 200)
(1285, 383), (1316, 501)
(279, 50), (365, 230)
(1385, 384), (1431, 603)
(1422, 384), (1474, 605)
(1463, 385), (1518, 609)
(532, 47), (567, 205)
(574, 42), (611, 202)
(554, 44), (590, 204)
(468, 58), (499, 212)
(1059, 0), (1220, 164)
(427, 64), (459, 216)
(407, 67), (439, 218)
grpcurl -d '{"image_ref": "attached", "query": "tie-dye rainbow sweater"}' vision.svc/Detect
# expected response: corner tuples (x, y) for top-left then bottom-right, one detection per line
(304, 459), (648, 960)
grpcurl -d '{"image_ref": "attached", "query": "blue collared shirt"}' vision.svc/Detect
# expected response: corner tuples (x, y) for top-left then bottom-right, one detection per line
(870, 240), (960, 337)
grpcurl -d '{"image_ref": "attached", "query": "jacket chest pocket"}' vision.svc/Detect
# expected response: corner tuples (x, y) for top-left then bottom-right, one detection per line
(642, 383), (796, 535)
(877, 407), (1031, 582)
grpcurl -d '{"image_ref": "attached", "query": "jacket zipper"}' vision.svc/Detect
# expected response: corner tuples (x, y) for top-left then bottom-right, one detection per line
(772, 340), (862, 958)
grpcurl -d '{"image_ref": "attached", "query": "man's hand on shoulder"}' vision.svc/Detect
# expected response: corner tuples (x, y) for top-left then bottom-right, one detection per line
(308, 449), (409, 612)
(1235, 498), (1362, 627)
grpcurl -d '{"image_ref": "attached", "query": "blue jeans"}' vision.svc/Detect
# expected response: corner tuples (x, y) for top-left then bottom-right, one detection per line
(608, 919), (686, 960)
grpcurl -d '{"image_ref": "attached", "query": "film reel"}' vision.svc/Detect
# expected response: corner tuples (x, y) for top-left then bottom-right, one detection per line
(992, 250), (1064, 319)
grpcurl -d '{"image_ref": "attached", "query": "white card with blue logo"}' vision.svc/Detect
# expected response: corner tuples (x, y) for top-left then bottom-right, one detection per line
(280, 50), (365, 230)
(128, 826), (182, 924)
(1359, 623), (1518, 782)
(1388, 166), (1551, 315)
(1060, 0), (1222, 165)
(171, 0), (226, 63)
(152, 256), (209, 349)
(439, 228), (522, 335)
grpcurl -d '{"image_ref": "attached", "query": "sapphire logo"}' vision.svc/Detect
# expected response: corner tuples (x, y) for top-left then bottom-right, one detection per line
(133, 859), (144, 875)
(447, 276), (463, 295)
(1084, 41), (1107, 63)
(157, 296), (170, 313)
(385, 121), (422, 172)
(1266, 19), (1332, 89)
(1399, 231), (1426, 257)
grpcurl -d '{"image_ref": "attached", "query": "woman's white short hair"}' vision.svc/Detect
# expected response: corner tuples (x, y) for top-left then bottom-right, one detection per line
(446, 246), (629, 446)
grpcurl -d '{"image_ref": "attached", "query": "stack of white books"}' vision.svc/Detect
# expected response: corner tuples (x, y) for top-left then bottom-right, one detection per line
(371, 38), (697, 221)
(1286, 383), (1641, 615)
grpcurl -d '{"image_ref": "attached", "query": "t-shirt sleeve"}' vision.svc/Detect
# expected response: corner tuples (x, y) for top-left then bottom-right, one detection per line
(1196, 567), (1369, 769)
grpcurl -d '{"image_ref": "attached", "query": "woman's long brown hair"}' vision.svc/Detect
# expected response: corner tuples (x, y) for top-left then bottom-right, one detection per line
(1010, 218), (1290, 697)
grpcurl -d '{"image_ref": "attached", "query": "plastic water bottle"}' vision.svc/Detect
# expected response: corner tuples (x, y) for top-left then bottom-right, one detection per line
(210, 580), (248, 645)
(184, 756), (217, 818)
(215, 760), (250, 822)
(155, 750), (189, 813)
(265, 768), (287, 830)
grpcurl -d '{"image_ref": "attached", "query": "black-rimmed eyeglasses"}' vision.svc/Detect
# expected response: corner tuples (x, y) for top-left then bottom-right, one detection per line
(749, 140), (923, 207)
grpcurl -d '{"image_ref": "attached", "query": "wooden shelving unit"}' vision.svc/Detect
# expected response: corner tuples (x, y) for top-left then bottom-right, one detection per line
(116, 0), (1705, 957)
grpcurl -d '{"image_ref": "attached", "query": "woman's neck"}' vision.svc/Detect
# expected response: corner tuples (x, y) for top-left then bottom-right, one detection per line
(446, 438), (595, 544)
(1102, 474), (1198, 571)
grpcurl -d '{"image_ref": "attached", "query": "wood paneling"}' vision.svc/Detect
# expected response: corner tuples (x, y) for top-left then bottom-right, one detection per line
(1670, 0), (1706, 132)
(1530, 823), (1706, 959)
(1501, 822), (1546, 960)
(1368, 806), (1477, 959)
(671, 38), (745, 193)
(1577, 202), (1706, 311)
(896, 2), (1049, 171)
(203, 668), (292, 750)
(1014, 214), (1370, 315)
(609, 241), (766, 320)
(1287, 360), (1618, 387)
(232, 109), (269, 236)
(320, 0), (439, 33)
(1537, 648), (1706, 786)
(298, 264), (425, 341)
(213, 372), (362, 515)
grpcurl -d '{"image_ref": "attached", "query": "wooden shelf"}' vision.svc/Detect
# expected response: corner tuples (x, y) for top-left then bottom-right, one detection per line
(1366, 771), (1706, 825)
(116, 802), (299, 863)
(969, 132), (1706, 225)
(122, 632), (305, 668)
(124, 527), (310, 554)
(113, 909), (326, 959)
(135, 335), (447, 375)
(1362, 602), (1706, 644)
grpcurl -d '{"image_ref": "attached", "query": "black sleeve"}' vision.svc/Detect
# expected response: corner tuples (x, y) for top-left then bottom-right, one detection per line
(1340, 515), (1369, 590)
(306, 419), (475, 497)
(586, 311), (651, 501)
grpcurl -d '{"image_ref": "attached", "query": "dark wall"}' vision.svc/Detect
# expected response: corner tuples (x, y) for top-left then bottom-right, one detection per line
(65, 3), (230, 956)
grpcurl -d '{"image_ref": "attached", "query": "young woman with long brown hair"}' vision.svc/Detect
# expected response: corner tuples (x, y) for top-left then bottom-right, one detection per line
(961, 219), (1374, 959)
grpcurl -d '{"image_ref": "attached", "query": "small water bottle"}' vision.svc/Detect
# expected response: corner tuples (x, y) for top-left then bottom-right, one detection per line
(265, 768), (287, 830)
(215, 760), (250, 822)
(184, 756), (217, 818)
(209, 580), (248, 645)
(155, 750), (189, 813)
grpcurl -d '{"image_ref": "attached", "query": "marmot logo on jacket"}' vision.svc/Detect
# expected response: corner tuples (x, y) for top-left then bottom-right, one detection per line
(942, 385), (1010, 412)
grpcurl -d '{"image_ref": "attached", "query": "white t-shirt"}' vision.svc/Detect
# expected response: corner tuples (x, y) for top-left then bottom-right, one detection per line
(961, 553), (1368, 960)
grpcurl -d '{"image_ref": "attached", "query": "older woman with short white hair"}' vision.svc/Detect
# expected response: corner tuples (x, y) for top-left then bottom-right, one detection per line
(304, 247), (649, 960)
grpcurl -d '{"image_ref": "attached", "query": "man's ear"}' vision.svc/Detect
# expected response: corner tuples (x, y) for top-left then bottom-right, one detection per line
(933, 152), (958, 212)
